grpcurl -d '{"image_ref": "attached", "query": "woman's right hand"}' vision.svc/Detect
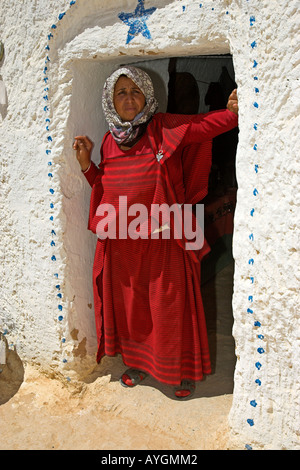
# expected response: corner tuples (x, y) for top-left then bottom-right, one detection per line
(73, 135), (94, 171)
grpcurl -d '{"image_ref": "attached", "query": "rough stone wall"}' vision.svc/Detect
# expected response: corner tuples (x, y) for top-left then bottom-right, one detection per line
(0, 0), (299, 450)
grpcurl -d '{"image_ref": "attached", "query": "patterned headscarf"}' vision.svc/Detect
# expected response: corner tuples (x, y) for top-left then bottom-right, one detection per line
(102, 66), (158, 145)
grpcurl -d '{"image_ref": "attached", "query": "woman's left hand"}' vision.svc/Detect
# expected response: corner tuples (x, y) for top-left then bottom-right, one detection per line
(227, 89), (238, 115)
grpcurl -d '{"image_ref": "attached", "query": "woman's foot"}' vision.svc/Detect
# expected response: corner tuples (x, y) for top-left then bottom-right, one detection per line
(120, 368), (148, 388)
(174, 380), (195, 399)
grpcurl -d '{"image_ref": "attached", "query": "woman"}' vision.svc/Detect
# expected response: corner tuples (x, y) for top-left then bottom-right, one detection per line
(73, 66), (238, 399)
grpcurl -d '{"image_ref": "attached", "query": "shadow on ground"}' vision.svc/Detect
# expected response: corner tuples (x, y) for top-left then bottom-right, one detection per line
(0, 335), (24, 405)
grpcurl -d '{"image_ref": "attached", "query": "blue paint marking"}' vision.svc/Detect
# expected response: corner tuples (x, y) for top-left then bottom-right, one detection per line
(118, 0), (156, 44)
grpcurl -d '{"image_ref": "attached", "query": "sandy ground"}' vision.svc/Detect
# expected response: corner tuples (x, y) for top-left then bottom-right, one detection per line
(0, 263), (239, 450)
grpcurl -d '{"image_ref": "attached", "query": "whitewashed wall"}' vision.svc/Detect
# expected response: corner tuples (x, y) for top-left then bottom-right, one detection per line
(0, 0), (299, 450)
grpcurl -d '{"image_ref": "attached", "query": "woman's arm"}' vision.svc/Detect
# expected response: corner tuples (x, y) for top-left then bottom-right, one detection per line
(183, 89), (238, 144)
(73, 135), (101, 187)
(186, 109), (238, 144)
(82, 161), (102, 187)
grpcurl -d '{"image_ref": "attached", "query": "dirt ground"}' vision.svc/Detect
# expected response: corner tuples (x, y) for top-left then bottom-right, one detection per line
(0, 263), (239, 450)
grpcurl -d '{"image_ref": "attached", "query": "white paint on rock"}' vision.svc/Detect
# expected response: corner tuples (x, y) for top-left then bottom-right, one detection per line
(0, 0), (299, 450)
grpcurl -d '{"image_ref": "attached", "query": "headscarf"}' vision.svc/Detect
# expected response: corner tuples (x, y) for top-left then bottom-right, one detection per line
(102, 66), (158, 145)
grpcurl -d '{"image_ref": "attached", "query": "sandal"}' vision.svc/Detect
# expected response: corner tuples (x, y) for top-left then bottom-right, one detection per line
(174, 380), (195, 399)
(120, 368), (148, 388)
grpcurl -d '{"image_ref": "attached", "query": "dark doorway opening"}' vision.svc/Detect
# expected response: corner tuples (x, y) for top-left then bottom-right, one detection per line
(167, 55), (238, 390)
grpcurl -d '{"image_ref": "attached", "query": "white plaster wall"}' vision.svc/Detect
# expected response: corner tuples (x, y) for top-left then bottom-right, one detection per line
(0, 0), (299, 450)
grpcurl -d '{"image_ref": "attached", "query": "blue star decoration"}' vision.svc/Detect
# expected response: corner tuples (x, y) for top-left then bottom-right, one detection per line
(118, 0), (156, 44)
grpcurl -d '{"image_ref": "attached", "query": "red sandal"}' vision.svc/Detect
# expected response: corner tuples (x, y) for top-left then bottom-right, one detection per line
(174, 380), (195, 399)
(120, 368), (148, 388)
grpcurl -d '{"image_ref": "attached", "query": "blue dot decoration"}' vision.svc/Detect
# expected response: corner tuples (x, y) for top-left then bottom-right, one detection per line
(43, 0), (78, 382)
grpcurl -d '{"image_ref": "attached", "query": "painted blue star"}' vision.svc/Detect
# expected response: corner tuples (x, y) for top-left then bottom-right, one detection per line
(118, 0), (156, 44)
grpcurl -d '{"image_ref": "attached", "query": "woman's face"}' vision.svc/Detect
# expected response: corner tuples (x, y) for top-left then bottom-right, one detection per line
(113, 76), (146, 122)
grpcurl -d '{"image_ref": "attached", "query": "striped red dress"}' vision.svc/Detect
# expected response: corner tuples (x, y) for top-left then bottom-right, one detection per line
(84, 110), (238, 385)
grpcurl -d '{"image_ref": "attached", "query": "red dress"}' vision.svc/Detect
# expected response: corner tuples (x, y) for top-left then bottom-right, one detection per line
(84, 110), (238, 385)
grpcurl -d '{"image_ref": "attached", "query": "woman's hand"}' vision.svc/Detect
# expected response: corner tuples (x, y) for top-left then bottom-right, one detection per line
(227, 89), (238, 115)
(73, 135), (94, 171)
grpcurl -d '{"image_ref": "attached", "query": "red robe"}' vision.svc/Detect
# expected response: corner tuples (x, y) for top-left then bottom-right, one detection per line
(84, 110), (238, 385)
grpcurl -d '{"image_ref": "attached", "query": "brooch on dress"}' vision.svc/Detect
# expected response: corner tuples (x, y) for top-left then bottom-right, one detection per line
(156, 148), (164, 163)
